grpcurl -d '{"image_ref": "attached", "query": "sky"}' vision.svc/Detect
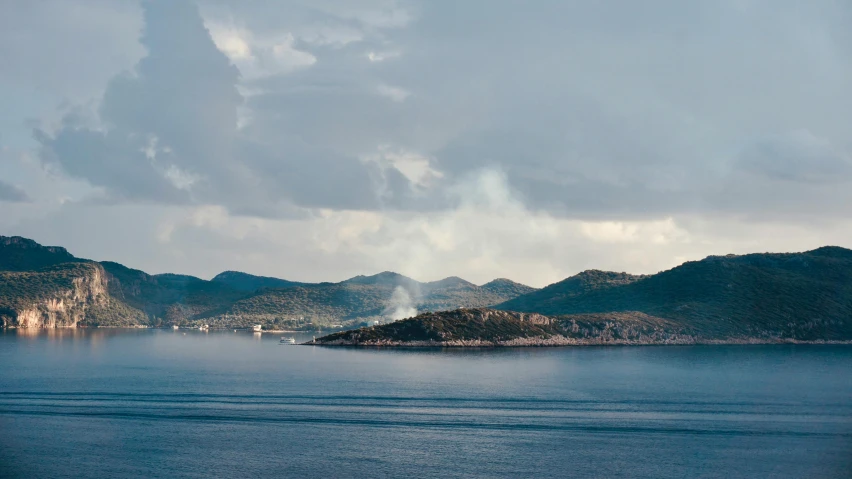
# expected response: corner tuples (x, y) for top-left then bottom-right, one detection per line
(1, 0), (851, 287)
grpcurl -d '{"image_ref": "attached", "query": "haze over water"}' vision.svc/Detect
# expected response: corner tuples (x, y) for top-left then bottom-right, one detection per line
(1, 330), (850, 478)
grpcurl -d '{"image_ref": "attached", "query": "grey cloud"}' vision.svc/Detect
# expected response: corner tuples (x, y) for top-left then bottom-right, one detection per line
(704, 132), (852, 221)
(35, 0), (406, 216)
(230, 0), (852, 220)
(35, 125), (189, 203)
(22, 0), (852, 222)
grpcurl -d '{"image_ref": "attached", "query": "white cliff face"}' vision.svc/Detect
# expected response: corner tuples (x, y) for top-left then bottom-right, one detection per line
(13, 265), (110, 329)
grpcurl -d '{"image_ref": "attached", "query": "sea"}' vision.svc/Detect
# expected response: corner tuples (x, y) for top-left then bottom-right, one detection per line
(1, 329), (850, 478)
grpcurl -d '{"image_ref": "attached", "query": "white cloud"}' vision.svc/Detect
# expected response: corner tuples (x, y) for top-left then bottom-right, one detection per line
(376, 83), (410, 102)
(207, 24), (253, 60)
(362, 146), (443, 193)
(299, 25), (364, 47)
(206, 21), (316, 79)
(163, 165), (201, 191)
(579, 218), (688, 245)
(367, 50), (400, 62)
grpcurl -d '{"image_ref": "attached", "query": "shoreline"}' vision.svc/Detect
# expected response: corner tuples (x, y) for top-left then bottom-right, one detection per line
(5, 327), (851, 346)
(1, 326), (330, 333)
(307, 337), (852, 347)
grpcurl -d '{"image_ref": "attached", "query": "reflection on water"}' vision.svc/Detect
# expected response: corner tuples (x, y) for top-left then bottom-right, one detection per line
(1, 327), (322, 347)
(1, 330), (851, 478)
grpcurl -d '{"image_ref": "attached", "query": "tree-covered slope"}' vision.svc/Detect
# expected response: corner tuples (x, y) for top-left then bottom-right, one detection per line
(199, 274), (540, 326)
(100, 262), (248, 324)
(1, 236), (537, 328)
(498, 247), (852, 340)
(497, 270), (644, 313)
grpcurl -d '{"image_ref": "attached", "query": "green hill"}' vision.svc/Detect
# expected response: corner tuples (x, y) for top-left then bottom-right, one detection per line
(416, 277), (536, 312)
(498, 247), (852, 340)
(0, 236), (83, 271)
(211, 271), (307, 291)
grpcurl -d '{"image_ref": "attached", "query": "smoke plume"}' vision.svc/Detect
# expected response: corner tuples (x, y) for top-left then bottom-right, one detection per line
(385, 286), (417, 321)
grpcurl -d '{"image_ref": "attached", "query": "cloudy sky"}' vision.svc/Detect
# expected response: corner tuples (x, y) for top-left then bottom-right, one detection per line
(1, 0), (851, 287)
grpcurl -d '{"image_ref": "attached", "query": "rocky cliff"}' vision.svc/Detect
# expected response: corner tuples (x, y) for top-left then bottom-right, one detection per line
(0, 262), (145, 328)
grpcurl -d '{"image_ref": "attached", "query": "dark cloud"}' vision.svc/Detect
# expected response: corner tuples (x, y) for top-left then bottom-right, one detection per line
(736, 131), (852, 184)
(0, 180), (29, 202)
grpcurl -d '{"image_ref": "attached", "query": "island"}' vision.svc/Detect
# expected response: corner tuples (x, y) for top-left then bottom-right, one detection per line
(307, 307), (851, 347)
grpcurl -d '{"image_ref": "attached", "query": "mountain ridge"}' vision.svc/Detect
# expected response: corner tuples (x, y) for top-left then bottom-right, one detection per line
(0, 235), (537, 329)
(4, 235), (851, 341)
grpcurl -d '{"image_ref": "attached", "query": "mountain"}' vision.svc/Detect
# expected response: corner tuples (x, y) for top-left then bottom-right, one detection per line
(497, 247), (852, 341)
(198, 274), (539, 328)
(315, 246), (852, 346)
(211, 271), (306, 291)
(416, 277), (536, 312)
(0, 235), (537, 329)
(343, 271), (420, 287)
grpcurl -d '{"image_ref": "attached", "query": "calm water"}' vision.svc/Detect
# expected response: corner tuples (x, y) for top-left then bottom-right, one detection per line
(1, 330), (850, 478)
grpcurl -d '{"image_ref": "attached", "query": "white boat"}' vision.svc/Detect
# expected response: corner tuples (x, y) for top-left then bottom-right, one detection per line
(172, 325), (179, 330)
(279, 337), (296, 345)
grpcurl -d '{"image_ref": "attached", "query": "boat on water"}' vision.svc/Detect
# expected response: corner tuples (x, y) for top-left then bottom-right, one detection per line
(279, 337), (296, 345)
